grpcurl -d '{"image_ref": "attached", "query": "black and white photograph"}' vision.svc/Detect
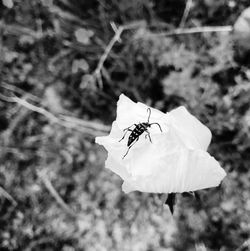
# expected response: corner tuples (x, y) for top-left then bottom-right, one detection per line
(0, 0), (250, 250)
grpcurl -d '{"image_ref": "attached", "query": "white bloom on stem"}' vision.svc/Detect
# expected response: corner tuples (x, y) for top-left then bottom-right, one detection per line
(96, 94), (226, 194)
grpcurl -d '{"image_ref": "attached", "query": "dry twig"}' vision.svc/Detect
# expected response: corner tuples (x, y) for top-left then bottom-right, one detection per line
(93, 24), (123, 88)
(0, 22), (4, 83)
(179, 0), (193, 27)
(11, 96), (109, 135)
(0, 186), (17, 206)
(38, 170), (77, 217)
(0, 93), (16, 102)
(60, 114), (110, 133)
(0, 20), (42, 39)
(235, 239), (250, 251)
(3, 108), (30, 145)
(92, 21), (232, 88)
(0, 82), (41, 103)
(150, 25), (233, 37)
(12, 96), (60, 123)
(92, 21), (145, 88)
(0, 94), (110, 136)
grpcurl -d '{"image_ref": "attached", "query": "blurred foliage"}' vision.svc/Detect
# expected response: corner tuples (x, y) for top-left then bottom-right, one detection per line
(1, 0), (250, 250)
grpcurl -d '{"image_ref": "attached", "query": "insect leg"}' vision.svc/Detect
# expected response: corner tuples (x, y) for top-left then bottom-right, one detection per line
(145, 130), (152, 143)
(122, 137), (139, 159)
(119, 129), (132, 142)
(147, 108), (151, 123)
(119, 124), (137, 142)
(150, 123), (162, 132)
(123, 124), (137, 131)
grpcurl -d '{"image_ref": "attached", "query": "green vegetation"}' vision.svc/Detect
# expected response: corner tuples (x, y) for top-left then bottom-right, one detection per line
(0, 0), (250, 250)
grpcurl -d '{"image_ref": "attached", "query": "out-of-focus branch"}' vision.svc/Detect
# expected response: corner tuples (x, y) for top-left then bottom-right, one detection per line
(0, 22), (4, 83)
(0, 93), (16, 102)
(0, 186), (17, 206)
(0, 82), (41, 103)
(12, 96), (59, 122)
(3, 108), (30, 145)
(0, 20), (43, 39)
(92, 21), (232, 87)
(0, 94), (110, 136)
(150, 26), (233, 37)
(235, 239), (250, 251)
(92, 23), (123, 88)
(38, 170), (77, 217)
(60, 114), (110, 133)
(2, 19), (232, 91)
(179, 0), (193, 27)
(92, 21), (145, 88)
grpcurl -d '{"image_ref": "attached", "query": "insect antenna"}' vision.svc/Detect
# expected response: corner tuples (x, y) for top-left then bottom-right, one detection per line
(147, 108), (151, 123)
(150, 122), (162, 132)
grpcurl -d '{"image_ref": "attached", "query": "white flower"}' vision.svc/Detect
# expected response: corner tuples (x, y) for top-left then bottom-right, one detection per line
(96, 94), (226, 194)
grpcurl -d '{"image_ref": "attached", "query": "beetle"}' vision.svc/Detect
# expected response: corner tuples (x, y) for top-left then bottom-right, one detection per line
(119, 108), (162, 159)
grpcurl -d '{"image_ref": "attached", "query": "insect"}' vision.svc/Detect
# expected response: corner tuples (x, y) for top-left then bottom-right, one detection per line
(119, 108), (162, 159)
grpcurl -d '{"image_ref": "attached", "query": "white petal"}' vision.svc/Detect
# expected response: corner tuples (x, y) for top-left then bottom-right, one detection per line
(122, 181), (135, 193)
(122, 148), (226, 194)
(124, 126), (184, 177)
(169, 106), (212, 150)
(116, 94), (168, 132)
(95, 121), (121, 145)
(105, 155), (131, 180)
(95, 122), (128, 165)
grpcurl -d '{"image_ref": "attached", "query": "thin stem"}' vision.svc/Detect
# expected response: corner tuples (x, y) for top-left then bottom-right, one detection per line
(179, 0), (193, 28)
(150, 26), (233, 37)
(0, 186), (17, 206)
(93, 21), (144, 88)
(38, 171), (77, 217)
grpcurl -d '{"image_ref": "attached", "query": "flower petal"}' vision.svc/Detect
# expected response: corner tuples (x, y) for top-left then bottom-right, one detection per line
(96, 94), (226, 195)
(116, 94), (168, 132)
(122, 148), (226, 194)
(95, 122), (128, 165)
(122, 181), (135, 193)
(105, 155), (131, 180)
(169, 106), (212, 150)
(125, 125), (183, 177)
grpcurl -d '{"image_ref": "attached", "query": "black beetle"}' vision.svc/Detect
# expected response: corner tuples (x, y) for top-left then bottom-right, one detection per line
(119, 108), (162, 158)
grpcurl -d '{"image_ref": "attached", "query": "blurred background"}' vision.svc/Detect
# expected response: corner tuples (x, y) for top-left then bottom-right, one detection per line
(1, 0), (250, 250)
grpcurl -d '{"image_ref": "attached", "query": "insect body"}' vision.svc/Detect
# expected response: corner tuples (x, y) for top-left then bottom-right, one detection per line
(119, 108), (162, 159)
(127, 122), (150, 146)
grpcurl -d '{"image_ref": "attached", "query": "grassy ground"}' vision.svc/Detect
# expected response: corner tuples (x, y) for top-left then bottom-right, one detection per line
(1, 0), (250, 250)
